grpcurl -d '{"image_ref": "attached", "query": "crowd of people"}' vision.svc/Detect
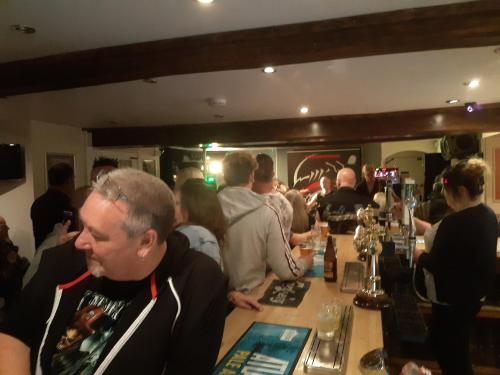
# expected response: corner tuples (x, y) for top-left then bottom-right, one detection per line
(0, 153), (497, 374)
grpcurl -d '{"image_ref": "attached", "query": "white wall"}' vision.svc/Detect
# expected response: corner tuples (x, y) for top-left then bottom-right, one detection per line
(381, 138), (440, 163)
(86, 145), (161, 183)
(484, 133), (500, 214)
(0, 116), (36, 259)
(30, 121), (87, 198)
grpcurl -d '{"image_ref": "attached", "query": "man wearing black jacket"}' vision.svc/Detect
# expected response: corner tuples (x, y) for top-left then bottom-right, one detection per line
(0, 168), (227, 374)
(322, 168), (378, 233)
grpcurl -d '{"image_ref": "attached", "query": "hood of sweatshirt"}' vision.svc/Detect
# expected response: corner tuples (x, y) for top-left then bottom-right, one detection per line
(218, 186), (267, 226)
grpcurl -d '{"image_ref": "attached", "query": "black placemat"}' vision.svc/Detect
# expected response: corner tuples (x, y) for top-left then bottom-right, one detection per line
(259, 279), (311, 307)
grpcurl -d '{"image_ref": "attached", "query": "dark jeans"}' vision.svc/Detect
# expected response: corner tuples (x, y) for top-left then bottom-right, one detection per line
(430, 302), (481, 375)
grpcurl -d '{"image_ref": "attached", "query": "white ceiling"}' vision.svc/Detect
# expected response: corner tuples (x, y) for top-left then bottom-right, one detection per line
(1, 0), (499, 130)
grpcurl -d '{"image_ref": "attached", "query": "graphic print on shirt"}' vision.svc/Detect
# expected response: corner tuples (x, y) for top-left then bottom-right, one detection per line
(51, 290), (129, 375)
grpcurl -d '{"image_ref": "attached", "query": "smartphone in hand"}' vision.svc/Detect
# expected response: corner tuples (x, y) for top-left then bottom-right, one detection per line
(61, 210), (73, 224)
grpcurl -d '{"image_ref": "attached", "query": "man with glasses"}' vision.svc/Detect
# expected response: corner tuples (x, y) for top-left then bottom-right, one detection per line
(0, 169), (228, 374)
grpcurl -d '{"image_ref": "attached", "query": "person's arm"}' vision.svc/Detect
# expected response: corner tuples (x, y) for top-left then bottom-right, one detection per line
(165, 260), (228, 374)
(228, 291), (263, 311)
(413, 217), (431, 236)
(290, 231), (312, 246)
(0, 333), (30, 375)
(265, 211), (311, 280)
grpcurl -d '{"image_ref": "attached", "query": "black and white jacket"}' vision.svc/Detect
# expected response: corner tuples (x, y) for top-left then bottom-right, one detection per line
(2, 232), (228, 374)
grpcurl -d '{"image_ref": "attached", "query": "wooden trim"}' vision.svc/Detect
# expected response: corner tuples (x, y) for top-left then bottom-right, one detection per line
(2, 1), (500, 96)
(88, 103), (500, 147)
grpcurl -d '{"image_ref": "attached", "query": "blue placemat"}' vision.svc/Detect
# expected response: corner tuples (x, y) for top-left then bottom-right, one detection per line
(305, 252), (324, 278)
(214, 322), (311, 375)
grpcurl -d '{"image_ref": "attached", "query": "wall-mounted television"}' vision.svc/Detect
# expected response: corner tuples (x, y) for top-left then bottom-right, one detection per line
(0, 144), (25, 180)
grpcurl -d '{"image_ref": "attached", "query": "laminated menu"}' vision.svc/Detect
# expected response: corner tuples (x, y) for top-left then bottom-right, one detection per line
(214, 322), (311, 375)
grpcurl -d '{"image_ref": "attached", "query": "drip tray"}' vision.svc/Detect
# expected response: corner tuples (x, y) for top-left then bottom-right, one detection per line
(304, 305), (354, 374)
(341, 262), (364, 293)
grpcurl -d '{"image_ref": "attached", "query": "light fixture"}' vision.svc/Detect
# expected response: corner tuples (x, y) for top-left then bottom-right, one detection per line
(262, 66), (276, 74)
(209, 161), (223, 174)
(197, 0), (214, 4)
(300, 106), (310, 114)
(446, 99), (460, 104)
(10, 24), (36, 34)
(464, 79), (480, 89)
(465, 102), (477, 113)
(143, 78), (158, 84)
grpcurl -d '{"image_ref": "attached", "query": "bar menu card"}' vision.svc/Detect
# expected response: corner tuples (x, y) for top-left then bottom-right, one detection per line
(214, 322), (311, 375)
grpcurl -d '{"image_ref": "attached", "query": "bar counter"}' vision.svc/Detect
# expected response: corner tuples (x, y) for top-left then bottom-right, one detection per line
(217, 234), (383, 375)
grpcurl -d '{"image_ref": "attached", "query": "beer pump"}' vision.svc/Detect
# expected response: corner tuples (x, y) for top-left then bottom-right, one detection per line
(353, 205), (391, 310)
(401, 179), (418, 268)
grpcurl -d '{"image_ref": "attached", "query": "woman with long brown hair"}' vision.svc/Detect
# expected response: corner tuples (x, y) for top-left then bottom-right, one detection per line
(175, 178), (226, 266)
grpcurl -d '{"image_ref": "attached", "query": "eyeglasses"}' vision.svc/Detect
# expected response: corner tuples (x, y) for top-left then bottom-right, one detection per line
(96, 174), (128, 202)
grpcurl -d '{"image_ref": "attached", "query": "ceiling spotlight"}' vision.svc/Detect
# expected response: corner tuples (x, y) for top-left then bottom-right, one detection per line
(10, 24), (36, 34)
(142, 78), (158, 84)
(262, 66), (276, 74)
(446, 99), (459, 104)
(300, 106), (310, 114)
(464, 79), (480, 89)
(465, 102), (477, 113)
(197, 0), (214, 4)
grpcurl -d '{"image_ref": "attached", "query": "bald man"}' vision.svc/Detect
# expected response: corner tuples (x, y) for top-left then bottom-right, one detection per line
(356, 164), (383, 199)
(321, 168), (378, 233)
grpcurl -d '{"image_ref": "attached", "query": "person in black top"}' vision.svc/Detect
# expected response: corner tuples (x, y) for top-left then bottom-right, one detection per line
(356, 164), (383, 199)
(30, 163), (77, 249)
(0, 168), (228, 374)
(415, 158), (497, 375)
(321, 168), (378, 233)
(0, 216), (29, 309)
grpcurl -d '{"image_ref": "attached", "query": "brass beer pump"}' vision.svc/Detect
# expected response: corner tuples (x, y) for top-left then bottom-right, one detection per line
(352, 205), (391, 310)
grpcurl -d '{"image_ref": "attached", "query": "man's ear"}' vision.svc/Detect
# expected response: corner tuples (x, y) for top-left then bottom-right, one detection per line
(249, 171), (255, 185)
(137, 229), (158, 258)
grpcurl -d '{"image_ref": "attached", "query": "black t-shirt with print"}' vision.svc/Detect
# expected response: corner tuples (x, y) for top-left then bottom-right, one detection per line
(50, 278), (145, 375)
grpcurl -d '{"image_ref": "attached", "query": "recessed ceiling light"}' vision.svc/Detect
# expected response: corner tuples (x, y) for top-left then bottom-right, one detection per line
(300, 106), (310, 114)
(10, 24), (36, 34)
(142, 78), (158, 84)
(262, 66), (276, 74)
(464, 79), (480, 89)
(446, 99), (460, 104)
(197, 0), (214, 4)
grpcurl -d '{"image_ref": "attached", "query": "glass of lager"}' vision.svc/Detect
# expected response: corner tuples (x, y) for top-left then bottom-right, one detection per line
(316, 301), (341, 341)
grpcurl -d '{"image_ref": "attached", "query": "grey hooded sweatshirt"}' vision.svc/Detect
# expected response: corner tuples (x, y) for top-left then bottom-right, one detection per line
(218, 186), (306, 292)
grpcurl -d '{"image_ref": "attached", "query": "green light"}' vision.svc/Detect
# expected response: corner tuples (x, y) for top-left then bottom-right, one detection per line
(205, 175), (216, 184)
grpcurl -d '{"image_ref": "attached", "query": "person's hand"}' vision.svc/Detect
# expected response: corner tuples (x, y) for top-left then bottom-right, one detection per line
(414, 247), (425, 262)
(300, 252), (314, 270)
(56, 220), (79, 245)
(391, 202), (403, 221)
(228, 291), (263, 311)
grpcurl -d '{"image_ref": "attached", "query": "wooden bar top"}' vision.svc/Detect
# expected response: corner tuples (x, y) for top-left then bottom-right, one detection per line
(217, 234), (383, 375)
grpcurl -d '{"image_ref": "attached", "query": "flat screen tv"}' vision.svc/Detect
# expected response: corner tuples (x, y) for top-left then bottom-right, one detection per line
(0, 144), (25, 180)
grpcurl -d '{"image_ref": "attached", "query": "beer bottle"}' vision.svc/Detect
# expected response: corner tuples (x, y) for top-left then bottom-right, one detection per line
(324, 235), (337, 282)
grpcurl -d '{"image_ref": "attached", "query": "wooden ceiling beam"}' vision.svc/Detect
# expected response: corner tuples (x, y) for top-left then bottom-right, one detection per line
(88, 103), (500, 147)
(2, 1), (500, 96)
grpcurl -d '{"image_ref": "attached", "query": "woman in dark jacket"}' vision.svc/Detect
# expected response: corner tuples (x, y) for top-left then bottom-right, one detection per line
(415, 158), (497, 375)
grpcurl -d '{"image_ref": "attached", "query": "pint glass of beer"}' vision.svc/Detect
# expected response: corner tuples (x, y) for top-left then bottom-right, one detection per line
(320, 222), (329, 243)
